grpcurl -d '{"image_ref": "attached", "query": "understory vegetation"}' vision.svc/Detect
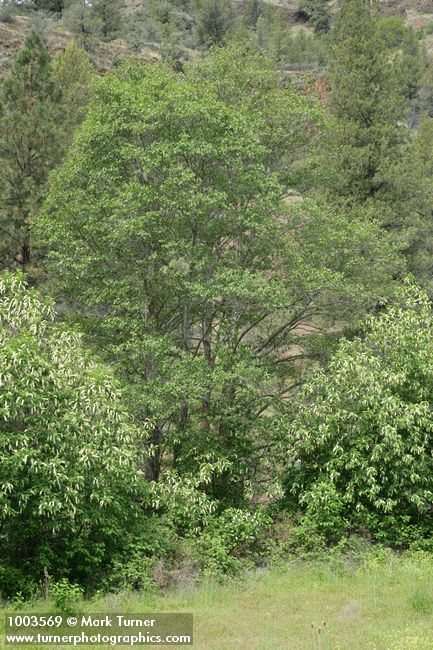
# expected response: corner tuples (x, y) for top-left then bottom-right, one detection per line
(2, 2), (433, 644)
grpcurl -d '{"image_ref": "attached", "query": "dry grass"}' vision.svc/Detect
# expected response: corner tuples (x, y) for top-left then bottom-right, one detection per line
(0, 14), (157, 76)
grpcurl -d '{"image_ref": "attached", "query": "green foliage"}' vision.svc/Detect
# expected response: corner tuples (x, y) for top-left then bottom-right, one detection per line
(51, 579), (84, 614)
(397, 29), (425, 106)
(0, 272), (148, 598)
(106, 495), (270, 588)
(0, 1), (16, 22)
(408, 591), (433, 614)
(275, 27), (326, 70)
(31, 0), (65, 13)
(29, 10), (56, 37)
(297, 0), (330, 35)
(149, 464), (223, 535)
(91, 0), (123, 41)
(242, 0), (263, 29)
(252, 10), (326, 71)
(377, 16), (407, 49)
(190, 508), (271, 578)
(3, 0), (433, 601)
(416, 19), (433, 39)
(324, 0), (406, 203)
(282, 283), (433, 545)
(38, 45), (401, 511)
(121, 19), (149, 52)
(122, 0), (196, 62)
(108, 552), (158, 593)
(52, 41), (95, 140)
(376, 19), (425, 106)
(0, 30), (63, 276)
(197, 0), (236, 47)
(100, 510), (185, 592)
(63, 0), (103, 51)
(380, 115), (433, 297)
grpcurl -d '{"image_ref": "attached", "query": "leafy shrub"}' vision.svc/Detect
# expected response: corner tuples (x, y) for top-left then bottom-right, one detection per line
(102, 514), (179, 592)
(0, 2), (15, 22)
(377, 16), (408, 48)
(0, 272), (148, 598)
(51, 579), (84, 614)
(281, 283), (433, 546)
(416, 20), (433, 39)
(149, 464), (227, 534)
(149, 464), (271, 579)
(63, 1), (103, 51)
(195, 508), (272, 578)
(108, 553), (158, 594)
(408, 591), (433, 614)
(29, 11), (55, 36)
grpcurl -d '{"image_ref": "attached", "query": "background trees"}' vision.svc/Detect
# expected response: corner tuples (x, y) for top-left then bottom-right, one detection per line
(52, 41), (95, 141)
(243, 0), (263, 29)
(382, 116), (433, 297)
(323, 0), (406, 204)
(297, 0), (330, 35)
(63, 1), (104, 51)
(91, 0), (123, 41)
(197, 0), (236, 47)
(0, 31), (63, 276)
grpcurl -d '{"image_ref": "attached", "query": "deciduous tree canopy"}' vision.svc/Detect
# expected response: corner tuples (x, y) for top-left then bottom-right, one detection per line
(38, 46), (400, 507)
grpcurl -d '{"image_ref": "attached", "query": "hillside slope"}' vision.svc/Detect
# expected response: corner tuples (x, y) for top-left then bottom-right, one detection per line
(0, 14), (157, 75)
(1, 0), (433, 77)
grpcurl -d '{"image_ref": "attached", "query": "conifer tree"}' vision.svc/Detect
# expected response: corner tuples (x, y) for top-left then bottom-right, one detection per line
(383, 115), (433, 297)
(243, 0), (263, 28)
(197, 0), (235, 47)
(52, 41), (94, 140)
(309, 0), (330, 34)
(63, 0), (103, 51)
(91, 0), (123, 41)
(325, 0), (406, 204)
(398, 28), (424, 104)
(298, 0), (330, 35)
(0, 31), (63, 275)
(31, 0), (64, 13)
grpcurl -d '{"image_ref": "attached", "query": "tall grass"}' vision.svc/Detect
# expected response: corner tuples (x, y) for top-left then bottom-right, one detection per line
(2, 551), (433, 649)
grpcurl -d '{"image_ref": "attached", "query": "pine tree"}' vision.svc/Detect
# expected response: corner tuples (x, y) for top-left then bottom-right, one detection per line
(383, 116), (433, 297)
(298, 0), (330, 35)
(52, 41), (94, 139)
(63, 0), (103, 51)
(309, 0), (330, 34)
(243, 0), (263, 28)
(398, 28), (424, 103)
(31, 0), (64, 13)
(91, 0), (123, 41)
(0, 31), (63, 275)
(197, 0), (235, 47)
(324, 0), (406, 204)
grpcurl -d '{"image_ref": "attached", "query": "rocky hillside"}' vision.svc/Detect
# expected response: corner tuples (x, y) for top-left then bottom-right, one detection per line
(0, 14), (157, 75)
(1, 0), (433, 77)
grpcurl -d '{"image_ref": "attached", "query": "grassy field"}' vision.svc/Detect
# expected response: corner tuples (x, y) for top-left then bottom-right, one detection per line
(3, 552), (433, 649)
